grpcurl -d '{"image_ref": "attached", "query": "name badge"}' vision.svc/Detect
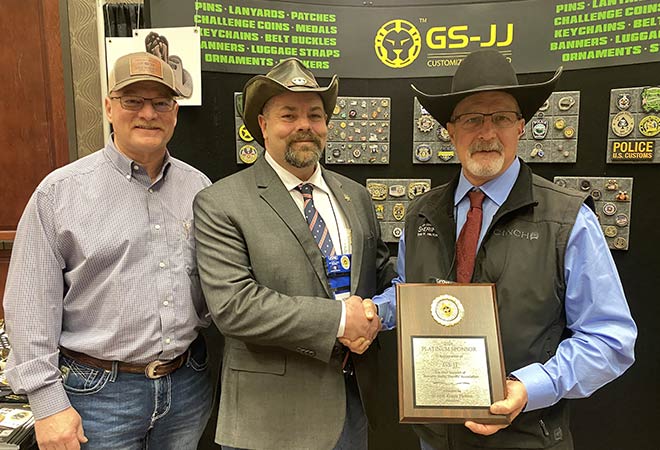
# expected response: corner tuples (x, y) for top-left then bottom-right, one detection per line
(325, 254), (351, 300)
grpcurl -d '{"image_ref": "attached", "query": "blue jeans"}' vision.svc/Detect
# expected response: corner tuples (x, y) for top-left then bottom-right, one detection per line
(61, 338), (213, 450)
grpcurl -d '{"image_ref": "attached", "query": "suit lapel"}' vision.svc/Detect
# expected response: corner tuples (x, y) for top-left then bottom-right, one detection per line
(254, 159), (332, 297)
(323, 169), (363, 294)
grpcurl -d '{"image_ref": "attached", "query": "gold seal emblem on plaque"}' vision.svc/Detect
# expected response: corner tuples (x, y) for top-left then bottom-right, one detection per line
(431, 294), (464, 327)
(392, 202), (406, 221)
(367, 182), (387, 200)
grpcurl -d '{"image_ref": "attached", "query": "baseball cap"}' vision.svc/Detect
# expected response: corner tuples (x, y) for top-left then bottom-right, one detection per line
(108, 52), (181, 96)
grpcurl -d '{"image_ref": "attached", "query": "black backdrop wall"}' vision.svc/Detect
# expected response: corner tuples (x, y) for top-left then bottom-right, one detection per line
(172, 62), (658, 449)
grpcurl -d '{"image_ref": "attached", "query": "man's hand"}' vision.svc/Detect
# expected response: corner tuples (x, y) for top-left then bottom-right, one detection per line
(340, 298), (381, 354)
(34, 406), (87, 450)
(464, 378), (528, 436)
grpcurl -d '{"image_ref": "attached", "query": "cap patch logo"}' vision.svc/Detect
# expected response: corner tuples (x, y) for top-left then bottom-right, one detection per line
(129, 56), (164, 79)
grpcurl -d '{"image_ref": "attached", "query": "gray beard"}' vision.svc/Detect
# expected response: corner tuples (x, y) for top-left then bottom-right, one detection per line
(284, 143), (322, 168)
(465, 139), (505, 178)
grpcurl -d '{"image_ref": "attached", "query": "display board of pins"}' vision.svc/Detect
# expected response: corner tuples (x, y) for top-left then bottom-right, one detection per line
(366, 178), (431, 243)
(607, 87), (660, 163)
(411, 97), (457, 164)
(325, 97), (392, 165)
(553, 176), (633, 250)
(234, 92), (264, 165)
(521, 91), (580, 163)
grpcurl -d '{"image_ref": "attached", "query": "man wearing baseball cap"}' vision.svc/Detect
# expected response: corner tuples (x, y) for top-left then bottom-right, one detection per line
(373, 50), (636, 449)
(3, 52), (212, 449)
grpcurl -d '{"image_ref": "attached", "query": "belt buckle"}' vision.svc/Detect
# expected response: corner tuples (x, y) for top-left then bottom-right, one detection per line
(145, 360), (166, 379)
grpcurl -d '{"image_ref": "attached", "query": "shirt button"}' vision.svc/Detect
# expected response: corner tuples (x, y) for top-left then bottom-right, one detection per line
(163, 300), (169, 306)
(159, 261), (166, 268)
(133, 165), (139, 170)
(126, 174), (131, 180)
(149, 188), (154, 193)
(155, 224), (161, 230)
(165, 338), (171, 344)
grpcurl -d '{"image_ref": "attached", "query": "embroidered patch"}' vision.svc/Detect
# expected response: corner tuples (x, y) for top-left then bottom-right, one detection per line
(417, 223), (438, 237)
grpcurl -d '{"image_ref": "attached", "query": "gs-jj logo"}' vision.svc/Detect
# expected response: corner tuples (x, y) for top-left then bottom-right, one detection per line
(374, 19), (421, 68)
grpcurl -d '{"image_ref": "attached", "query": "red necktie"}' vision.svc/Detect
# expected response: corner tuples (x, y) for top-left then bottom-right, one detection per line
(456, 190), (486, 283)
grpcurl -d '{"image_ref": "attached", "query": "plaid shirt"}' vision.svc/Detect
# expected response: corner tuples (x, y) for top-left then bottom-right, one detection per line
(3, 138), (211, 419)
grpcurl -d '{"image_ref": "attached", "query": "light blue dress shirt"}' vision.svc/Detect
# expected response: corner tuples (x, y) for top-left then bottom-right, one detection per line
(373, 159), (637, 412)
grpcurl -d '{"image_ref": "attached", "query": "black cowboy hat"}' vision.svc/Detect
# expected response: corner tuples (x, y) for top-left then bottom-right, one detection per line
(240, 58), (339, 147)
(412, 50), (562, 127)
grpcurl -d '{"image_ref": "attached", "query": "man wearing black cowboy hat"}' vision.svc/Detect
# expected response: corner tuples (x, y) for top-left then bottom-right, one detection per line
(194, 58), (396, 450)
(373, 50), (636, 449)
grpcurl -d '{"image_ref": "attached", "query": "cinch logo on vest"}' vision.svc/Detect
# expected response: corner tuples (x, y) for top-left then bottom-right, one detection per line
(417, 223), (438, 237)
(492, 228), (540, 240)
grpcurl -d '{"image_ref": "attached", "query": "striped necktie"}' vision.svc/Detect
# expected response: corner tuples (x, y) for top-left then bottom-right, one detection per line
(456, 189), (486, 283)
(296, 183), (336, 258)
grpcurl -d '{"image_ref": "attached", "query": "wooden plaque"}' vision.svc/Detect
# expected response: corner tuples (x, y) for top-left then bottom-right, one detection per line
(396, 283), (509, 424)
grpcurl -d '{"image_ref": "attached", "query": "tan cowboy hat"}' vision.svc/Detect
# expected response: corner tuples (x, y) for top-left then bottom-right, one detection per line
(240, 57), (339, 147)
(412, 50), (562, 127)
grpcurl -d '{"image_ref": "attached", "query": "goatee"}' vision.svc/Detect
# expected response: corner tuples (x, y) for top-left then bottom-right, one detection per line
(284, 132), (323, 168)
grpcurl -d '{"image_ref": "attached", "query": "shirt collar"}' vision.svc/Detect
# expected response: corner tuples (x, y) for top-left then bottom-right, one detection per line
(264, 151), (329, 194)
(103, 134), (172, 182)
(454, 157), (521, 207)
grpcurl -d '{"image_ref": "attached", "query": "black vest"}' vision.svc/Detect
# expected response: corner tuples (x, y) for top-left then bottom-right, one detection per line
(405, 163), (590, 449)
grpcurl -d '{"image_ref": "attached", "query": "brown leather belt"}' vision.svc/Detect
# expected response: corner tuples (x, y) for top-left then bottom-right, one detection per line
(59, 347), (189, 379)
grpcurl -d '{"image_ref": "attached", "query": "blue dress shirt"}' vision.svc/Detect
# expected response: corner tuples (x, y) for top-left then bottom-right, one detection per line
(373, 159), (637, 412)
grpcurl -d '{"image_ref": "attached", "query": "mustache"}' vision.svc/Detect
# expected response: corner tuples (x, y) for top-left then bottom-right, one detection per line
(134, 122), (162, 130)
(287, 131), (322, 148)
(469, 139), (504, 154)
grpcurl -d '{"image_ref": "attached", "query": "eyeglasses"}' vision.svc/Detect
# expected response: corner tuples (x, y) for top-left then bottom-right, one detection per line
(450, 111), (522, 131)
(109, 95), (176, 112)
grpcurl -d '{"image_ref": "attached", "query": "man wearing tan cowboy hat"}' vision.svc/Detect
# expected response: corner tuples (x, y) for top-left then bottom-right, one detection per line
(194, 57), (396, 450)
(373, 50), (636, 449)
(4, 51), (213, 449)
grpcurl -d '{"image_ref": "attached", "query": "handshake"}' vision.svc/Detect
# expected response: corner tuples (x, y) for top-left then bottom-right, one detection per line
(339, 295), (381, 354)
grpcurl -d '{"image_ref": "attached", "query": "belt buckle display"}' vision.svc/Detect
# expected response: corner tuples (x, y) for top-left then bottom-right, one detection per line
(145, 360), (167, 379)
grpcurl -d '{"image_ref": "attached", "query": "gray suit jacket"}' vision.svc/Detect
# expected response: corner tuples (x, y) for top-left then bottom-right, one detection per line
(194, 158), (395, 450)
